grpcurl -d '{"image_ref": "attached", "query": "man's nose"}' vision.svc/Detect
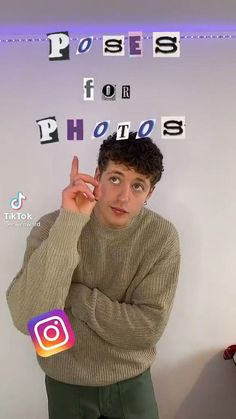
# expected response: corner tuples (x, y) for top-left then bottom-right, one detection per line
(117, 184), (130, 202)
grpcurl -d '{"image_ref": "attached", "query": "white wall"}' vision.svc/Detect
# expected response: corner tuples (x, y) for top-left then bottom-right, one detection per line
(1, 32), (236, 419)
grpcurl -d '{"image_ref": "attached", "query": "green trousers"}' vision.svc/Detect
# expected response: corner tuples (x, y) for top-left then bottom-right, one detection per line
(45, 367), (159, 419)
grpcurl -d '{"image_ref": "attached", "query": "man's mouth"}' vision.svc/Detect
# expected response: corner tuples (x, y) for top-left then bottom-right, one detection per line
(111, 207), (128, 214)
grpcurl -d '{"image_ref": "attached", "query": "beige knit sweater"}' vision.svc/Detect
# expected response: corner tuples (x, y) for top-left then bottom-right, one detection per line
(6, 206), (180, 386)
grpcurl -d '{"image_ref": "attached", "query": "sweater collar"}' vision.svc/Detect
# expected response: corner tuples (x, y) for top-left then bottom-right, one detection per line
(90, 206), (145, 239)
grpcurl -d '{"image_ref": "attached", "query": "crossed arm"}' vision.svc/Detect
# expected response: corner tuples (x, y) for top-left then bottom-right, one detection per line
(65, 245), (180, 351)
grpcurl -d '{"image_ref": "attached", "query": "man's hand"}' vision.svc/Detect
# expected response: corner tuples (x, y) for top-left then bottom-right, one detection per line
(61, 156), (101, 216)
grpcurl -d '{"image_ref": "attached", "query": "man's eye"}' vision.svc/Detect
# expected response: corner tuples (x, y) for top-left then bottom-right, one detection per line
(110, 176), (120, 183)
(133, 184), (144, 191)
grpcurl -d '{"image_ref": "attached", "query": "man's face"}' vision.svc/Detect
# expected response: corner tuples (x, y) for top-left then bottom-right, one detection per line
(93, 160), (155, 229)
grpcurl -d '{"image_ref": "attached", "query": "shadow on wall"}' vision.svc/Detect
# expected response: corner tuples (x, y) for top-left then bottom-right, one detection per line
(174, 352), (236, 419)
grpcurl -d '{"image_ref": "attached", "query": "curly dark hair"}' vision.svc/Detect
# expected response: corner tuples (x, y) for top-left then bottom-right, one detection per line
(97, 131), (164, 189)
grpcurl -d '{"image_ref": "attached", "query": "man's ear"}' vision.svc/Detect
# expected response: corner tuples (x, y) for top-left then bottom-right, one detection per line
(146, 185), (156, 200)
(95, 167), (101, 180)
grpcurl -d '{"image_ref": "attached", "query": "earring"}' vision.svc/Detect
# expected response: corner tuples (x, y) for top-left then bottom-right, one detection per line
(144, 200), (147, 206)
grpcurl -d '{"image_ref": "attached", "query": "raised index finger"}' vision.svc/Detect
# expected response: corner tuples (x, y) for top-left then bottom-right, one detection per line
(70, 155), (79, 184)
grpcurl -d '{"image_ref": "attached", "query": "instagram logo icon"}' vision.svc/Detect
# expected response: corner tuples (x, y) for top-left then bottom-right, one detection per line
(28, 309), (75, 357)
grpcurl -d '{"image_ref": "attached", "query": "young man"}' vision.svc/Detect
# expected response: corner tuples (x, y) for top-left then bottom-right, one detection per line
(6, 132), (181, 419)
